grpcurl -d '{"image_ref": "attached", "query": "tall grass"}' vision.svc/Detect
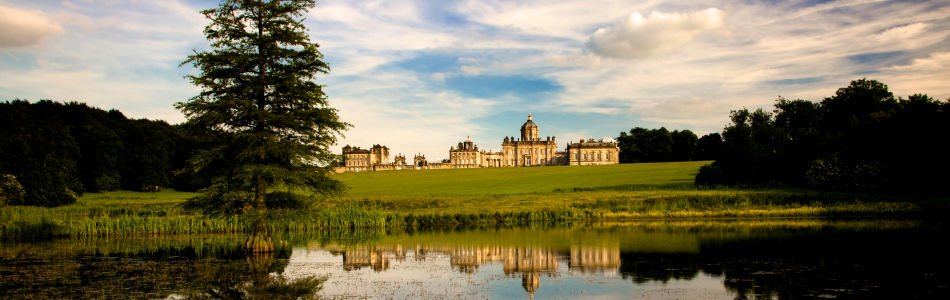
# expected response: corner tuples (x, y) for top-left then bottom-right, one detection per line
(1, 188), (933, 241)
(0, 201), (390, 241)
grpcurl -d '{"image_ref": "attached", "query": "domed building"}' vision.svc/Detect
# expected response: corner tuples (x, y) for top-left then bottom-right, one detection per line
(338, 114), (618, 172)
(501, 114), (565, 166)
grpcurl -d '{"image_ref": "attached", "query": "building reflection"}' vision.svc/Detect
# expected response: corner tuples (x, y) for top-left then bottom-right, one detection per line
(569, 244), (621, 275)
(310, 242), (621, 298)
(324, 245), (408, 272)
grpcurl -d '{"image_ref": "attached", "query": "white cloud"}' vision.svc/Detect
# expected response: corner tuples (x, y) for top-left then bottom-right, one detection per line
(586, 8), (724, 59)
(0, 5), (64, 49)
(4, 0), (950, 159)
(456, 0), (657, 40)
(874, 22), (929, 42)
(880, 52), (950, 97)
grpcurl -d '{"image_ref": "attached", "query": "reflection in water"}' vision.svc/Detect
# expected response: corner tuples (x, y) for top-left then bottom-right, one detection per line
(3, 221), (950, 299)
(570, 243), (621, 274)
(311, 241), (624, 298)
(0, 237), (325, 299)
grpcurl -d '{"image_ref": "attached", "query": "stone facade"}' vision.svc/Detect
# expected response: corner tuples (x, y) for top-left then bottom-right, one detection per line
(340, 114), (619, 172)
(341, 144), (389, 172)
(449, 137), (482, 168)
(566, 137), (620, 165)
(500, 114), (562, 167)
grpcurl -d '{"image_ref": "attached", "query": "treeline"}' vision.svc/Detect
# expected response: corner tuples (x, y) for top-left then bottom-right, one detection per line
(0, 100), (212, 206)
(617, 128), (722, 163)
(696, 79), (950, 192)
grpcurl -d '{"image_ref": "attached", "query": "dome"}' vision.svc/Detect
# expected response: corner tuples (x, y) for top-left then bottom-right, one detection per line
(521, 114), (538, 130)
(520, 113), (540, 141)
(464, 136), (473, 143)
(600, 137), (615, 143)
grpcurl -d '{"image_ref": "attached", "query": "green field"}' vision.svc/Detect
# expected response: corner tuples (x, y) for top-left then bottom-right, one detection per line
(328, 161), (920, 217)
(1, 161), (938, 240)
(334, 161), (706, 196)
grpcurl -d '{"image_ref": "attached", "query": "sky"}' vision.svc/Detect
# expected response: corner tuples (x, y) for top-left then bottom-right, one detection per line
(2, 0), (949, 160)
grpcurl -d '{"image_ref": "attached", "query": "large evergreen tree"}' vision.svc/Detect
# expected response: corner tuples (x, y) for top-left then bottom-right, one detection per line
(178, 0), (348, 252)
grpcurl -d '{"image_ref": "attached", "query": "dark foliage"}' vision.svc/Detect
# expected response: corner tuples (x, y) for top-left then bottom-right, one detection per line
(618, 127), (700, 163)
(696, 79), (950, 193)
(0, 174), (25, 206)
(0, 100), (203, 206)
(696, 133), (723, 161)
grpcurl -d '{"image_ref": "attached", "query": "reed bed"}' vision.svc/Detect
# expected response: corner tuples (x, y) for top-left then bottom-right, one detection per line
(0, 201), (391, 240)
(3, 160), (944, 241)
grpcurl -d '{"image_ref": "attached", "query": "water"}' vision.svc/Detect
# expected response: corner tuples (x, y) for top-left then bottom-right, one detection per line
(2, 220), (949, 299)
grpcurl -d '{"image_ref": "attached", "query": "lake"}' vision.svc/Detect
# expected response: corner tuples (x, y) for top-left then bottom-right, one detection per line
(2, 219), (948, 299)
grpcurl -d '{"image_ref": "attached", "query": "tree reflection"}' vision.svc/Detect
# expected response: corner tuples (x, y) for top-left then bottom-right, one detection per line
(614, 229), (950, 299)
(619, 253), (700, 284)
(0, 237), (326, 299)
(186, 249), (326, 299)
(6, 223), (950, 299)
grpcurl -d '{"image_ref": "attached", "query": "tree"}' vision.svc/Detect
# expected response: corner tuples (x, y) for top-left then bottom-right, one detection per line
(0, 100), (84, 206)
(670, 130), (698, 161)
(178, 0), (349, 253)
(698, 108), (780, 185)
(618, 127), (682, 163)
(696, 78), (949, 192)
(696, 133), (722, 161)
(772, 98), (820, 184)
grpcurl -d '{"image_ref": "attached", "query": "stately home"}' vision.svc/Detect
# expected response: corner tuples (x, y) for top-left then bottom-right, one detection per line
(341, 114), (619, 172)
(501, 114), (564, 166)
(340, 144), (390, 172)
(567, 137), (619, 165)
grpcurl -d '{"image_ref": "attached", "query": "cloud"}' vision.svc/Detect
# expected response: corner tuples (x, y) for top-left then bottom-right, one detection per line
(4, 0), (950, 160)
(586, 8), (724, 59)
(0, 5), (64, 49)
(0, 0), (207, 123)
(879, 52), (950, 97)
(874, 22), (929, 43)
(885, 52), (950, 72)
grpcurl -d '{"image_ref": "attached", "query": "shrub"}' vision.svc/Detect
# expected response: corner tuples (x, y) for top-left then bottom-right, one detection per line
(0, 174), (25, 206)
(805, 155), (887, 191)
(694, 165), (723, 186)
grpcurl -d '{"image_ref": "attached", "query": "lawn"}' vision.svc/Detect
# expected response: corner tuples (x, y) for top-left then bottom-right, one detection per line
(2, 161), (936, 240)
(334, 161), (708, 197)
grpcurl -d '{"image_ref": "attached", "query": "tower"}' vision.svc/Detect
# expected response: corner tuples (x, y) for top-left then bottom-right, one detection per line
(520, 113), (539, 141)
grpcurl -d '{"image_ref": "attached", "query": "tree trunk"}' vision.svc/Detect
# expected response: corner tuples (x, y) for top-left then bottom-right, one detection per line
(246, 249), (275, 285)
(246, 178), (273, 253)
(246, 213), (274, 253)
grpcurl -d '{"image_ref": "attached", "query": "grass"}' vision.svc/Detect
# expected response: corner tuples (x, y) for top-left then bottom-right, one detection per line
(334, 161), (707, 196)
(1, 161), (943, 240)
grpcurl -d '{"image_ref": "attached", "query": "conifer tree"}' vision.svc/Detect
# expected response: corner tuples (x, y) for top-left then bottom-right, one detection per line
(178, 0), (348, 252)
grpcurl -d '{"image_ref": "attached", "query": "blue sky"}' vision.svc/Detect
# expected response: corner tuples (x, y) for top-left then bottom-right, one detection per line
(2, 0), (949, 160)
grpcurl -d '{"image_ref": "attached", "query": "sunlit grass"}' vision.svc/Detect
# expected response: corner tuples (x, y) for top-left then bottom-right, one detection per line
(333, 161), (708, 196)
(1, 161), (941, 240)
